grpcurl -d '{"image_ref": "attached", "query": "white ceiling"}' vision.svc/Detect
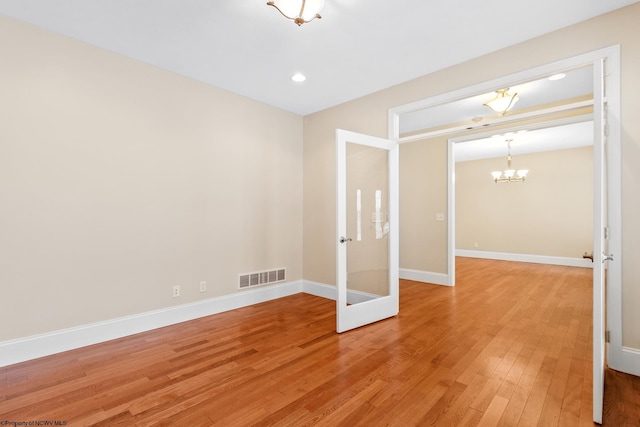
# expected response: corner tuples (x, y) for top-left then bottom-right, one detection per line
(0, 0), (637, 116)
(455, 120), (594, 162)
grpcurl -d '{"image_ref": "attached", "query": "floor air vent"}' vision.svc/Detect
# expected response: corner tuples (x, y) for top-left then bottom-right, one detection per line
(239, 268), (286, 289)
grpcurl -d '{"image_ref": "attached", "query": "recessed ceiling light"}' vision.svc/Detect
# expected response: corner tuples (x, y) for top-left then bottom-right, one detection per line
(548, 73), (566, 81)
(291, 73), (306, 83)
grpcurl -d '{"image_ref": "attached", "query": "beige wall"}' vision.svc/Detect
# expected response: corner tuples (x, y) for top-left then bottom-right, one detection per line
(398, 116), (590, 275)
(456, 147), (593, 257)
(0, 16), (303, 341)
(303, 3), (640, 348)
(399, 137), (448, 274)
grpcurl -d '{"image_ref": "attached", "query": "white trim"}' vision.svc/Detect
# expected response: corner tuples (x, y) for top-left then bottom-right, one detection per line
(447, 138), (456, 286)
(456, 249), (594, 268)
(0, 279), (382, 368)
(4, 274), (633, 377)
(302, 280), (337, 300)
(387, 46), (618, 141)
(0, 280), (303, 368)
(592, 55), (606, 424)
(601, 46), (626, 378)
(399, 268), (452, 286)
(389, 47), (629, 416)
(614, 347), (640, 377)
(396, 100), (593, 144)
(448, 114), (594, 146)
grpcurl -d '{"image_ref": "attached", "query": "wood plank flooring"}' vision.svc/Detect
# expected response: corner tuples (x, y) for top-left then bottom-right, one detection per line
(1, 257), (639, 426)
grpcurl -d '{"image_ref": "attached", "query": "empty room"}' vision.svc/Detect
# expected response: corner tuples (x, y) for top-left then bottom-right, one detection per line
(1, 1), (640, 425)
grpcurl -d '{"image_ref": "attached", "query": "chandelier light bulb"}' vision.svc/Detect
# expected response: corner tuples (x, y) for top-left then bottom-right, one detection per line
(491, 139), (529, 183)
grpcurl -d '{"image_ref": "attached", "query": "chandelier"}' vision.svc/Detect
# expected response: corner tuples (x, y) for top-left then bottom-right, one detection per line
(483, 88), (519, 115)
(491, 139), (529, 183)
(267, 0), (325, 26)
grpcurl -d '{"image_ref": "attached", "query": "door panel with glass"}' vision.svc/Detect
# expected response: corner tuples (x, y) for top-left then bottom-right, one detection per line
(336, 129), (398, 333)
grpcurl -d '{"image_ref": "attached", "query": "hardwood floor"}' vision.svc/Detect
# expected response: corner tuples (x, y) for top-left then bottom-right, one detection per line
(1, 258), (639, 426)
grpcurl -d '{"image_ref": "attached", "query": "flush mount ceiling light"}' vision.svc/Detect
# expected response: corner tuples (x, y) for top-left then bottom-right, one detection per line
(291, 73), (306, 82)
(267, 0), (325, 26)
(491, 139), (529, 183)
(483, 88), (519, 115)
(548, 73), (566, 81)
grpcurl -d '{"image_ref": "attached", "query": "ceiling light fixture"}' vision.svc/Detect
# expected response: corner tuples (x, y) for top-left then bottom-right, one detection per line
(548, 73), (566, 81)
(291, 73), (306, 82)
(267, 0), (325, 26)
(483, 88), (519, 115)
(491, 139), (528, 183)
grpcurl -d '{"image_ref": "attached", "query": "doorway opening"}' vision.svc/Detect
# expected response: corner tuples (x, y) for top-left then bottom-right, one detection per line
(388, 46), (622, 424)
(451, 115), (595, 269)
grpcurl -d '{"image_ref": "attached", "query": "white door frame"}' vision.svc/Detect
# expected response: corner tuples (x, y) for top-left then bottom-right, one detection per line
(388, 46), (624, 423)
(592, 56), (608, 425)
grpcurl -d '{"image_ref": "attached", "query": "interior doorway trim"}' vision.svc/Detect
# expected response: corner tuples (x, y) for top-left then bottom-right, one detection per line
(388, 45), (627, 380)
(394, 99), (593, 144)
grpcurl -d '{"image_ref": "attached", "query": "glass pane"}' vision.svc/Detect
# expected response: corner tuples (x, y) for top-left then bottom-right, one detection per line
(346, 142), (390, 304)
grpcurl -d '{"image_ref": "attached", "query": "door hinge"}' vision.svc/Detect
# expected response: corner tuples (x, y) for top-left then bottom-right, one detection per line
(605, 330), (611, 343)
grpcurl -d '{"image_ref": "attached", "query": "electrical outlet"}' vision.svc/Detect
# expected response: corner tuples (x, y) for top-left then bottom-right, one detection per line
(172, 285), (181, 298)
(199, 281), (207, 293)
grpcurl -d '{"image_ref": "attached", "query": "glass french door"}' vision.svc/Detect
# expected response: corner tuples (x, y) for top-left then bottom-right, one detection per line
(592, 57), (608, 425)
(336, 129), (398, 333)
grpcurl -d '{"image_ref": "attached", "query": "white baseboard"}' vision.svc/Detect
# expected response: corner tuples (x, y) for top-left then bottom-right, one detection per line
(0, 280), (304, 368)
(0, 279), (391, 367)
(610, 346), (640, 377)
(399, 268), (452, 286)
(455, 249), (593, 268)
(8, 272), (624, 372)
(302, 280), (337, 300)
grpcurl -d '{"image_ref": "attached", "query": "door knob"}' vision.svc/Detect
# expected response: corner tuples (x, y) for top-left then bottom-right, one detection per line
(339, 236), (352, 244)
